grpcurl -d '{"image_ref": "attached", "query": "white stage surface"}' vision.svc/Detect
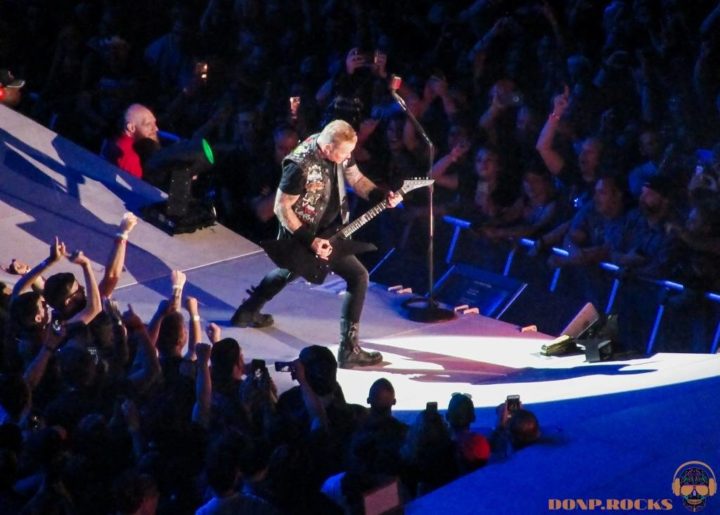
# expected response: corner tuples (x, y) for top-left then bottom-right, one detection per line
(3, 105), (720, 514)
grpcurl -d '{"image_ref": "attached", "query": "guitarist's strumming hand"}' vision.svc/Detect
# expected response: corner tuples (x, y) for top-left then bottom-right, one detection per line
(311, 238), (333, 260)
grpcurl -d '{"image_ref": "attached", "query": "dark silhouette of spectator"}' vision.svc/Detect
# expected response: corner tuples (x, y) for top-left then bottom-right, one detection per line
(0, 447), (24, 514)
(0, 374), (30, 426)
(358, 378), (408, 476)
(457, 145), (521, 227)
(612, 175), (680, 278)
(628, 126), (667, 198)
(550, 174), (628, 269)
(667, 197), (720, 292)
(112, 470), (159, 515)
(216, 125), (297, 241)
(196, 431), (279, 515)
(316, 46), (389, 130)
(143, 7), (198, 103)
(400, 405), (458, 498)
(445, 394), (491, 474)
(276, 346), (360, 485)
(479, 160), (568, 243)
(489, 400), (541, 460)
(537, 86), (605, 212)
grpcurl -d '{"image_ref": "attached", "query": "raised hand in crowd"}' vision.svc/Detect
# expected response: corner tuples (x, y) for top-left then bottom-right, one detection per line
(122, 303), (145, 334)
(124, 303), (161, 391)
(65, 249), (102, 325)
(11, 236), (67, 298)
(23, 320), (67, 391)
(184, 295), (201, 363)
(551, 84), (570, 119)
(536, 84), (571, 176)
(99, 212), (138, 298)
(170, 270), (187, 311)
(206, 322), (222, 344)
(193, 341), (213, 428)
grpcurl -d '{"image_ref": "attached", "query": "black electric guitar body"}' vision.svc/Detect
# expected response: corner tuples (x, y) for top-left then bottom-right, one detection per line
(260, 178), (433, 284)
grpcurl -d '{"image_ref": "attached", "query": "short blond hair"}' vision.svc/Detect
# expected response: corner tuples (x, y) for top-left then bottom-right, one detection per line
(318, 119), (357, 147)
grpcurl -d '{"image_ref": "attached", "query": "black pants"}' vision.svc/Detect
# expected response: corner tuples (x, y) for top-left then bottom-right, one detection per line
(254, 254), (369, 324)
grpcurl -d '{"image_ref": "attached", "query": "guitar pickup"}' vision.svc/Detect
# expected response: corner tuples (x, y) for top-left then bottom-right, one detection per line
(397, 287), (413, 294)
(462, 307), (479, 315)
(454, 304), (469, 312)
(387, 285), (404, 292)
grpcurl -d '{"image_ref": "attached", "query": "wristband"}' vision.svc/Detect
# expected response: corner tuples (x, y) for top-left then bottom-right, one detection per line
(548, 112), (561, 122)
(115, 232), (129, 241)
(293, 226), (315, 248)
(191, 315), (200, 322)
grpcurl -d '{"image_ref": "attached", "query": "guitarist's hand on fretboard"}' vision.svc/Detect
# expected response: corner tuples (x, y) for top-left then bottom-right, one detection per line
(387, 190), (402, 208)
(311, 237), (333, 260)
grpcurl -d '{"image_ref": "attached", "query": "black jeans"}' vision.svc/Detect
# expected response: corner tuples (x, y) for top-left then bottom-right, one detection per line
(254, 254), (369, 324)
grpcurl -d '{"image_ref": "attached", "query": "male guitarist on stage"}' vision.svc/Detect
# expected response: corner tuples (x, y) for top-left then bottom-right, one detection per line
(231, 119), (402, 368)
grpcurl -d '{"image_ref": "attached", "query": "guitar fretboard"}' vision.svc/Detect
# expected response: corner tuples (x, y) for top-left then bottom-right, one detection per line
(335, 179), (432, 239)
(339, 199), (389, 238)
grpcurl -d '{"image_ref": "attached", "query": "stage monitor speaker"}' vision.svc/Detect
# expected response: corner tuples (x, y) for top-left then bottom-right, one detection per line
(557, 303), (614, 362)
(560, 302), (601, 340)
(433, 263), (527, 319)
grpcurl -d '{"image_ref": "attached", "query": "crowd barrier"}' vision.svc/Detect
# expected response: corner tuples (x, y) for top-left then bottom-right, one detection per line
(442, 215), (720, 355)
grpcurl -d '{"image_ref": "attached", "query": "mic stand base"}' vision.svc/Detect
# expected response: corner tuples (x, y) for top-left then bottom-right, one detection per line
(401, 296), (456, 323)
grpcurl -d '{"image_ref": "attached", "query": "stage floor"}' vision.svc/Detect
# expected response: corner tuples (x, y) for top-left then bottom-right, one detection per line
(3, 104), (720, 514)
(111, 252), (720, 415)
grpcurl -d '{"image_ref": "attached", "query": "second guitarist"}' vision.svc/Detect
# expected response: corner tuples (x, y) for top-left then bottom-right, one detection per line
(231, 119), (402, 368)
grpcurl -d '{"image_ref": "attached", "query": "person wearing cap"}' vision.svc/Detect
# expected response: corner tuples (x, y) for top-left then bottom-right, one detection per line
(0, 69), (25, 108)
(611, 174), (679, 277)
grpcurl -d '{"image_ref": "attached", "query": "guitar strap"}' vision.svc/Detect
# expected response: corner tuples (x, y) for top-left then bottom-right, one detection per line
(336, 163), (349, 224)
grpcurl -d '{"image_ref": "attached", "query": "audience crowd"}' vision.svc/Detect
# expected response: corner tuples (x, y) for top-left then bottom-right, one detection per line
(3, 0), (720, 512)
(0, 215), (540, 514)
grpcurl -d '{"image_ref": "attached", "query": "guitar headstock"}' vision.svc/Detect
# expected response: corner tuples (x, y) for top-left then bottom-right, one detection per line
(400, 178), (434, 194)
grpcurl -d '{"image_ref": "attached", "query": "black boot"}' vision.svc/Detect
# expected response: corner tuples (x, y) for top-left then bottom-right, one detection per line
(337, 319), (382, 368)
(231, 286), (274, 328)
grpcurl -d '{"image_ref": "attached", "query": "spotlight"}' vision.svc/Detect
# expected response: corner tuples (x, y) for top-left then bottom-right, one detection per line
(140, 138), (217, 234)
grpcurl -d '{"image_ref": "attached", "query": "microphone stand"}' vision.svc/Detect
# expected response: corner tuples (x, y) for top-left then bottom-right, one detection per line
(390, 88), (455, 322)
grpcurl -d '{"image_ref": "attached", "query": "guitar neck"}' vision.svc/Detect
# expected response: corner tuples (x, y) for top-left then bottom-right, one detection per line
(339, 192), (397, 238)
(336, 179), (432, 239)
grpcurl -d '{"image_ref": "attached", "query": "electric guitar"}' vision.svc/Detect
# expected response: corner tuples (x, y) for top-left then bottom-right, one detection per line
(260, 178), (434, 284)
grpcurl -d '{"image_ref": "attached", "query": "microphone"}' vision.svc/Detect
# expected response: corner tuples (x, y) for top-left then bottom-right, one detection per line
(389, 75), (407, 111)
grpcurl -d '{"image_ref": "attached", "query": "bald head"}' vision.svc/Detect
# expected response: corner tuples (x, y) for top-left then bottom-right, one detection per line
(123, 104), (159, 142)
